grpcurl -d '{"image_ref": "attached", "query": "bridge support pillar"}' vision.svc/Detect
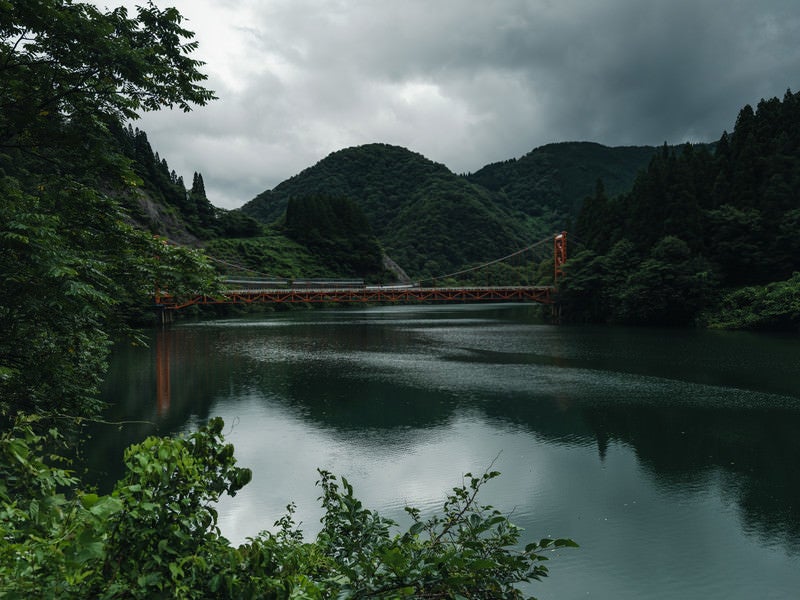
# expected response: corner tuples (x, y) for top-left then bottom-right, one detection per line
(553, 231), (567, 283)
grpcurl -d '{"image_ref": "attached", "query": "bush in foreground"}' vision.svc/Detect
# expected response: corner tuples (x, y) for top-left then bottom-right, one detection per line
(1, 417), (575, 599)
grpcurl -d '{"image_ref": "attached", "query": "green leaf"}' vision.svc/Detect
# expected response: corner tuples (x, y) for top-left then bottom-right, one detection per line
(80, 493), (100, 509)
(409, 521), (425, 535)
(89, 496), (123, 519)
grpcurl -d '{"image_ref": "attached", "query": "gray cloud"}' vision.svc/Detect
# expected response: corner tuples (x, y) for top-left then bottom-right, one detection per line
(116, 0), (800, 208)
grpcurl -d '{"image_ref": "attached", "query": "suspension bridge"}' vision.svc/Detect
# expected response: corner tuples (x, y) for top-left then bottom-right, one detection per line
(155, 231), (568, 311)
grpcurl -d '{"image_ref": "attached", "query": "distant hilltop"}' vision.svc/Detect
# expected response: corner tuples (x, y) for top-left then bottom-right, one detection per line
(240, 141), (659, 276)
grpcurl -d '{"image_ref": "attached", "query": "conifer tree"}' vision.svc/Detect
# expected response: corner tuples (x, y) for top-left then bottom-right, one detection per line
(190, 171), (216, 227)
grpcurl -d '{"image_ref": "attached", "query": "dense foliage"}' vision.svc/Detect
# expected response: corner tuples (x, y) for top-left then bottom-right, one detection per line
(467, 142), (658, 226)
(564, 90), (800, 329)
(1, 417), (574, 599)
(0, 0), (220, 418)
(0, 177), (219, 417)
(705, 273), (800, 330)
(285, 195), (384, 277)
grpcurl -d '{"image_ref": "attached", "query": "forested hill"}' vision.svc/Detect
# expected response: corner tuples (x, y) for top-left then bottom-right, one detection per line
(242, 143), (530, 277)
(467, 142), (659, 222)
(243, 144), (449, 226)
(241, 142), (657, 277)
(563, 89), (800, 330)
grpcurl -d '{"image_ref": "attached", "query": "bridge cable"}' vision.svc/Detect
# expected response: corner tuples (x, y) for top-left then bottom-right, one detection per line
(157, 232), (560, 286)
(417, 236), (552, 285)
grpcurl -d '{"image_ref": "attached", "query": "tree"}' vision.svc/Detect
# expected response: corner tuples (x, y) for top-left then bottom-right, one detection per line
(1, 1), (214, 156)
(0, 1), (219, 420)
(190, 171), (216, 227)
(191, 171), (207, 198)
(616, 236), (713, 325)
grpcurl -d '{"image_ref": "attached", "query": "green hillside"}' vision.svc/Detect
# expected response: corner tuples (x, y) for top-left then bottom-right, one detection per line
(241, 144), (532, 277)
(242, 144), (448, 228)
(241, 142), (657, 278)
(468, 141), (659, 224)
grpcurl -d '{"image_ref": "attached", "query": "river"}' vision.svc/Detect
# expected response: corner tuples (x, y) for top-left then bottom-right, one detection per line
(86, 304), (800, 599)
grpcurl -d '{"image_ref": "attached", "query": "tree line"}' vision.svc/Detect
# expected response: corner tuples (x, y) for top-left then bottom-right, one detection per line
(564, 90), (800, 329)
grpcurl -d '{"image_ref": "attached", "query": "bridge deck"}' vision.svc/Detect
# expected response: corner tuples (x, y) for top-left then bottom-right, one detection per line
(156, 285), (555, 310)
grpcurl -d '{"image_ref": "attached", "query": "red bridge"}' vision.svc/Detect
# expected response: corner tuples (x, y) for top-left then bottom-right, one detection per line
(155, 232), (567, 311)
(156, 284), (556, 310)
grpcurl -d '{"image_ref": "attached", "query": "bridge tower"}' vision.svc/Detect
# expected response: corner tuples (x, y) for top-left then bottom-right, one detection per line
(553, 231), (567, 284)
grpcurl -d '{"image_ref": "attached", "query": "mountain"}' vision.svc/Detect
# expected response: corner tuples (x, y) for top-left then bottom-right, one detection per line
(467, 141), (659, 224)
(241, 144), (532, 277)
(241, 142), (657, 278)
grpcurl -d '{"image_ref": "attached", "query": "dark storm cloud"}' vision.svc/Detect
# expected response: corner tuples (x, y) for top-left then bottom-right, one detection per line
(121, 0), (800, 208)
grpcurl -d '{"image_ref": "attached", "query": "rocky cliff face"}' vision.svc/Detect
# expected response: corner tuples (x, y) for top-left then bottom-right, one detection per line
(124, 188), (201, 246)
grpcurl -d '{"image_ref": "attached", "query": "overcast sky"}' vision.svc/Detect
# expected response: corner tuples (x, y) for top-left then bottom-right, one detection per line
(100, 0), (800, 209)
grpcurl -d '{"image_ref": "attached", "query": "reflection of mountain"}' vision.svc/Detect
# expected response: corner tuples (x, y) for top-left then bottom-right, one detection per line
(484, 395), (800, 555)
(83, 322), (460, 486)
(84, 316), (800, 555)
(586, 404), (800, 554)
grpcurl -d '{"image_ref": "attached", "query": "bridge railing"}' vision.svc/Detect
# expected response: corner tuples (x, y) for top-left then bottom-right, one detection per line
(156, 283), (555, 310)
(156, 232), (566, 310)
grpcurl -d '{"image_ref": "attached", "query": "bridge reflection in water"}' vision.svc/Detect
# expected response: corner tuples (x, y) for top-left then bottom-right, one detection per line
(156, 328), (171, 415)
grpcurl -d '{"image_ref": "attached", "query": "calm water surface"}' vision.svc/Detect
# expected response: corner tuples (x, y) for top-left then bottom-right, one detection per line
(87, 304), (800, 599)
